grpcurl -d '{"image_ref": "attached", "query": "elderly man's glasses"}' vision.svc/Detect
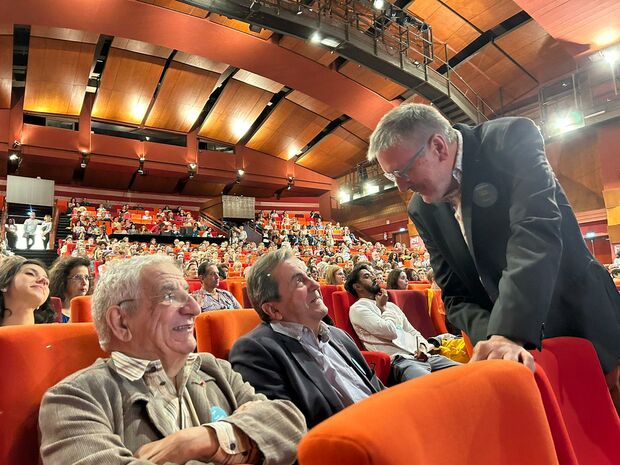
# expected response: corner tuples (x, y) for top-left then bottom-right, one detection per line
(118, 289), (193, 308)
(383, 140), (428, 183)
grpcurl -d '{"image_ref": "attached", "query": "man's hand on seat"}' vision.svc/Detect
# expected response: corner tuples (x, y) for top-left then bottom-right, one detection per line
(470, 335), (535, 372)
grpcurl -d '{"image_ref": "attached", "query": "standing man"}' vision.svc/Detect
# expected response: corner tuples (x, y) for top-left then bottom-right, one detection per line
(368, 103), (620, 408)
(39, 255), (305, 465)
(230, 249), (383, 429)
(22, 211), (41, 249)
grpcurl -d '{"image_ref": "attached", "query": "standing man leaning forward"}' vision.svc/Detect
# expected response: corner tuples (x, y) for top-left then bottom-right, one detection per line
(368, 103), (620, 409)
(230, 248), (383, 429)
(39, 255), (305, 465)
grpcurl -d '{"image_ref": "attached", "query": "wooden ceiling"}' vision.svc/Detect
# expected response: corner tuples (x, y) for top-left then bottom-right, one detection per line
(0, 0), (613, 198)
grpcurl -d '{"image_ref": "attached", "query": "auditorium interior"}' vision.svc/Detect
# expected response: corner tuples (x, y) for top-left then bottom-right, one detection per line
(0, 0), (619, 464)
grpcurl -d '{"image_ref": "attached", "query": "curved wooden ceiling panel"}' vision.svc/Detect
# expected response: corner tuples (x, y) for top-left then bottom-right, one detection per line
(495, 20), (576, 83)
(199, 78), (273, 144)
(246, 99), (329, 160)
(407, 0), (480, 55)
(341, 119), (373, 142)
(30, 26), (98, 43)
(297, 127), (367, 178)
(145, 62), (219, 132)
(443, 0), (522, 31)
(278, 35), (339, 67)
(339, 61), (407, 100)
(233, 69), (283, 93)
(0, 34), (12, 109)
(209, 13), (274, 40)
(454, 43), (538, 110)
(92, 48), (165, 125)
(286, 90), (342, 121)
(139, 0), (208, 18)
(23, 37), (94, 116)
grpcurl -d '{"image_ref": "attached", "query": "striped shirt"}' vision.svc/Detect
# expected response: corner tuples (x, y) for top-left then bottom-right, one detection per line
(111, 352), (259, 464)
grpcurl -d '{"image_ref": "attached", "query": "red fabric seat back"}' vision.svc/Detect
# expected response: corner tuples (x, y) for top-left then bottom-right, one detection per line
(186, 279), (201, 292)
(531, 337), (620, 465)
(51, 297), (63, 322)
(386, 289), (437, 338)
(319, 284), (344, 321)
(332, 291), (362, 350)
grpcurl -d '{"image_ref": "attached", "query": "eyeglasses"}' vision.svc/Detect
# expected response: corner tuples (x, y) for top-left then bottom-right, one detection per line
(68, 274), (90, 282)
(383, 139), (428, 183)
(118, 289), (194, 308)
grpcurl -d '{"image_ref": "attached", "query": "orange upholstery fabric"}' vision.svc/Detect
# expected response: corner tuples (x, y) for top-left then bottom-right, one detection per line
(186, 279), (201, 292)
(386, 289), (437, 338)
(407, 282), (431, 291)
(70, 295), (93, 322)
(462, 331), (475, 357)
(0, 323), (107, 464)
(241, 286), (252, 308)
(427, 289), (449, 334)
(298, 361), (560, 465)
(195, 309), (261, 359)
(225, 280), (245, 305)
(532, 337), (620, 465)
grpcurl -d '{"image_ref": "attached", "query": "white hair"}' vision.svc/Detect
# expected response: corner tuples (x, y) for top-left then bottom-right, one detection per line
(367, 103), (457, 161)
(92, 255), (177, 350)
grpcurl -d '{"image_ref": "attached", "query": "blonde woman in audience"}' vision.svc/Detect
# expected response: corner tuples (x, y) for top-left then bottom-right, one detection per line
(325, 264), (346, 285)
(0, 256), (53, 326)
(49, 256), (91, 323)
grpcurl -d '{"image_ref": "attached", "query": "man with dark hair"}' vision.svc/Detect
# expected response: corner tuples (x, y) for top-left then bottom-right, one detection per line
(230, 249), (383, 429)
(192, 261), (240, 311)
(346, 263), (458, 383)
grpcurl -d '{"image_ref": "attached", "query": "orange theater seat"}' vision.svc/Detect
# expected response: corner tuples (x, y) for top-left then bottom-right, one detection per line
(241, 286), (252, 308)
(225, 280), (245, 305)
(331, 290), (391, 385)
(70, 295), (93, 322)
(195, 309), (261, 359)
(427, 288), (449, 334)
(531, 337), (620, 465)
(386, 289), (437, 339)
(0, 324), (107, 465)
(407, 282), (431, 291)
(298, 361), (560, 465)
(186, 278), (201, 292)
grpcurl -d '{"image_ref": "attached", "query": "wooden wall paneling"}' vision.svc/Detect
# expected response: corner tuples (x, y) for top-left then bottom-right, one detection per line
(233, 69), (283, 93)
(30, 26), (98, 43)
(246, 99), (329, 159)
(145, 62), (219, 132)
(131, 173), (181, 193)
(199, 79), (273, 144)
(92, 48), (166, 125)
(495, 20), (576, 84)
(339, 61), (408, 100)
(19, 160), (76, 184)
(23, 37), (94, 116)
(138, 0), (209, 18)
(341, 119), (373, 141)
(406, 0), (480, 54)
(182, 180), (226, 197)
(83, 167), (135, 190)
(111, 37), (172, 58)
(286, 90), (342, 120)
(278, 35), (338, 67)
(208, 13), (274, 40)
(297, 127), (367, 177)
(0, 34), (12, 109)
(174, 51), (228, 73)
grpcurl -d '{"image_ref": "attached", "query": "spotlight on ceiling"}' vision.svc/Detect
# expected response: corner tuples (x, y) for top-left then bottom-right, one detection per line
(137, 167), (144, 176)
(8, 152), (20, 162)
(139, 155), (146, 163)
(373, 0), (385, 10)
(188, 162), (198, 179)
(310, 31), (322, 44)
(237, 168), (245, 176)
(79, 151), (89, 169)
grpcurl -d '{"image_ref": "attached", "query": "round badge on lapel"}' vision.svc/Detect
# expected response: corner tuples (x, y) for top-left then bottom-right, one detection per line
(472, 182), (498, 207)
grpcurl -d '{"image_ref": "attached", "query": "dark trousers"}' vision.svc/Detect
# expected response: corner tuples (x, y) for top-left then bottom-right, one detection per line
(25, 234), (35, 249)
(391, 354), (460, 384)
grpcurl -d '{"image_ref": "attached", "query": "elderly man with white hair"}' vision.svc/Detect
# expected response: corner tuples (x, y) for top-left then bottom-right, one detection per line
(38, 255), (305, 465)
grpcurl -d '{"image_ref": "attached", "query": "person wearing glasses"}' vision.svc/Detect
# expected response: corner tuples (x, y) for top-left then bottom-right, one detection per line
(192, 261), (241, 311)
(368, 103), (620, 411)
(39, 255), (305, 465)
(48, 256), (91, 322)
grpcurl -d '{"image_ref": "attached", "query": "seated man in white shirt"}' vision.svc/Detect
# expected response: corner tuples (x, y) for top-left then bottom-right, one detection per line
(38, 255), (305, 465)
(346, 262), (459, 383)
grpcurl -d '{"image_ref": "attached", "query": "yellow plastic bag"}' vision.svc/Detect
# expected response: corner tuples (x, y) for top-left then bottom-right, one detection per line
(440, 338), (470, 363)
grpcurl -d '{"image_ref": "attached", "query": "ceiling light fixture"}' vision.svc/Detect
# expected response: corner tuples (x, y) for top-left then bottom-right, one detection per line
(237, 168), (245, 176)
(373, 0), (385, 10)
(310, 31), (322, 44)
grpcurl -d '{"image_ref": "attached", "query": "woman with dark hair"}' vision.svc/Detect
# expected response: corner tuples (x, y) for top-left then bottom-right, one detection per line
(5, 218), (17, 250)
(0, 256), (53, 326)
(387, 268), (409, 290)
(48, 256), (91, 322)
